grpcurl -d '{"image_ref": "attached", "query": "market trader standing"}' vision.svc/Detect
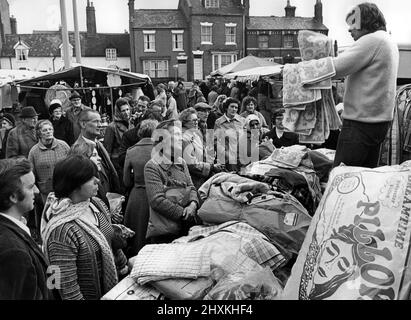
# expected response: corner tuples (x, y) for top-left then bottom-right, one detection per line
(332, 3), (399, 168)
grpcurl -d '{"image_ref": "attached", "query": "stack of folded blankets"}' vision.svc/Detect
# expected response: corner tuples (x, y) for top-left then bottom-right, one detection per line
(282, 30), (342, 144)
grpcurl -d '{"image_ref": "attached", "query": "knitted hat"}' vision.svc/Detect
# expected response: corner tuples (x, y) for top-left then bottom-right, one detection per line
(49, 99), (63, 115)
(0, 113), (16, 127)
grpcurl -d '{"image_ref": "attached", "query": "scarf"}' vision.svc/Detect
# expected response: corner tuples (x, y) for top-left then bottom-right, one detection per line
(41, 193), (118, 293)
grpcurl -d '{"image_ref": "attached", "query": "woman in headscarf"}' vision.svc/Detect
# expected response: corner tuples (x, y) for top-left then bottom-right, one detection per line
(239, 114), (263, 167)
(207, 94), (227, 130)
(41, 155), (128, 300)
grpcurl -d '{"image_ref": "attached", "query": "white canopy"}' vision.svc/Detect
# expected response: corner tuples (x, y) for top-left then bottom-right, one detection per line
(225, 65), (284, 82)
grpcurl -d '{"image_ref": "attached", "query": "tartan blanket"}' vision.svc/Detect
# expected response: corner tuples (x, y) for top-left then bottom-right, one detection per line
(175, 221), (287, 271)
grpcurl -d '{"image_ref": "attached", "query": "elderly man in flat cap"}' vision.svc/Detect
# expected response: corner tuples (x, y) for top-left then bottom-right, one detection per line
(65, 91), (90, 140)
(6, 106), (39, 159)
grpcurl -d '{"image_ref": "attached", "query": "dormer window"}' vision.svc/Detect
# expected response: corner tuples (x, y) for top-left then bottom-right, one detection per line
(205, 0), (219, 8)
(106, 48), (117, 61)
(13, 41), (30, 62)
(59, 43), (74, 61)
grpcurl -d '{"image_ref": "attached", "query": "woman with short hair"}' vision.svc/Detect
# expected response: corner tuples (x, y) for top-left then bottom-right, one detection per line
(239, 96), (269, 132)
(180, 108), (223, 189)
(28, 120), (70, 203)
(123, 119), (158, 256)
(41, 155), (127, 300)
(214, 98), (245, 172)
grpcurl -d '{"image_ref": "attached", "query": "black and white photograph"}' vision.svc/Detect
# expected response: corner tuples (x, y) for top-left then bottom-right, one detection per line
(0, 0), (410, 307)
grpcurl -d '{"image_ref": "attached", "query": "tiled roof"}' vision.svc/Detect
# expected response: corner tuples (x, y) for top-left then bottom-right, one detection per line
(248, 16), (328, 31)
(1, 32), (130, 57)
(132, 10), (187, 29)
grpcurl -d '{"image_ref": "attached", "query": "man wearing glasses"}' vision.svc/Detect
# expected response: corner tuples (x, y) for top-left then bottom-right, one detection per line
(72, 109), (121, 194)
(6, 106), (39, 159)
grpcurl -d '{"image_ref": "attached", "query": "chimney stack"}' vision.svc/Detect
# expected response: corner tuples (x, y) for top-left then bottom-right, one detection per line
(10, 15), (17, 34)
(86, 0), (97, 34)
(285, 0), (296, 18)
(314, 0), (323, 24)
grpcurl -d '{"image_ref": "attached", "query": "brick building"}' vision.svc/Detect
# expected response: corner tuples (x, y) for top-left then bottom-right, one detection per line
(0, 1), (131, 72)
(129, 0), (328, 81)
(247, 0), (328, 64)
(129, 0), (249, 82)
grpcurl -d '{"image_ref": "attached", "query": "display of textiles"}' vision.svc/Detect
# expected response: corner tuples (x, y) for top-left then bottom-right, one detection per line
(282, 30), (341, 145)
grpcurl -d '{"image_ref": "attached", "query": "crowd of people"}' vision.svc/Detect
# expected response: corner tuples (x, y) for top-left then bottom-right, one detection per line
(0, 79), (305, 300)
(0, 2), (400, 300)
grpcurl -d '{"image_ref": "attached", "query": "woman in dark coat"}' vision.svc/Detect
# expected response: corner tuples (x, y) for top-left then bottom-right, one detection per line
(49, 99), (75, 146)
(123, 119), (158, 257)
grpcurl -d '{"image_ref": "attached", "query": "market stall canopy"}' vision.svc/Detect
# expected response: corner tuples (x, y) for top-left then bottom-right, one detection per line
(225, 65), (284, 82)
(210, 55), (281, 77)
(0, 69), (46, 87)
(0, 69), (45, 109)
(14, 65), (151, 89)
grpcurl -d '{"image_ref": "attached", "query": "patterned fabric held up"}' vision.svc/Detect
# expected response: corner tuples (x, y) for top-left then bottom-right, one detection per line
(283, 63), (322, 107)
(298, 30), (333, 61)
(130, 243), (211, 285)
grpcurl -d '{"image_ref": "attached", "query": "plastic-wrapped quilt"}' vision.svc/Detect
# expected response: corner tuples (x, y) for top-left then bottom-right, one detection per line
(283, 162), (411, 300)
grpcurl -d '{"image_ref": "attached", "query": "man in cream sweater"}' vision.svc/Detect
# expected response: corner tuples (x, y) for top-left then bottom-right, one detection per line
(332, 3), (399, 168)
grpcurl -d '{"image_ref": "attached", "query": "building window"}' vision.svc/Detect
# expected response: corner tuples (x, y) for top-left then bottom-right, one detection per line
(225, 23), (236, 45)
(284, 34), (294, 48)
(200, 22), (213, 44)
(14, 41), (30, 62)
(16, 49), (28, 61)
(212, 53), (237, 71)
(205, 0), (219, 8)
(143, 60), (169, 78)
(172, 30), (184, 51)
(143, 30), (156, 52)
(258, 35), (269, 49)
(105, 48), (117, 61)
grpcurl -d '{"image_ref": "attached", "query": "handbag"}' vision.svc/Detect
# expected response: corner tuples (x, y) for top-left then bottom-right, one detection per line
(146, 184), (193, 239)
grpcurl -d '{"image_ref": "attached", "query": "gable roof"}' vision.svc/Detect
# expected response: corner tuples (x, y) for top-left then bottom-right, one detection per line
(248, 16), (328, 31)
(1, 32), (130, 57)
(133, 10), (187, 29)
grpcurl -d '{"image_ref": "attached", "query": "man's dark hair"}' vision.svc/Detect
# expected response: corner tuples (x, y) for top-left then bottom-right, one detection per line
(358, 2), (387, 32)
(53, 155), (98, 198)
(222, 97), (241, 114)
(0, 158), (32, 211)
(138, 95), (151, 104)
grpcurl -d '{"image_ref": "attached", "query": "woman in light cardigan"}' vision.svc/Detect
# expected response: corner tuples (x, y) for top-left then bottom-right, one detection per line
(41, 155), (127, 300)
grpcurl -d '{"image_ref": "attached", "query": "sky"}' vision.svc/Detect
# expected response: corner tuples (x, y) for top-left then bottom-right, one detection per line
(8, 0), (411, 46)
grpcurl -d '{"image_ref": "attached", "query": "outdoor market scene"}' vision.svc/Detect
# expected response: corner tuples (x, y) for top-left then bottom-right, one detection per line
(0, 0), (411, 301)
